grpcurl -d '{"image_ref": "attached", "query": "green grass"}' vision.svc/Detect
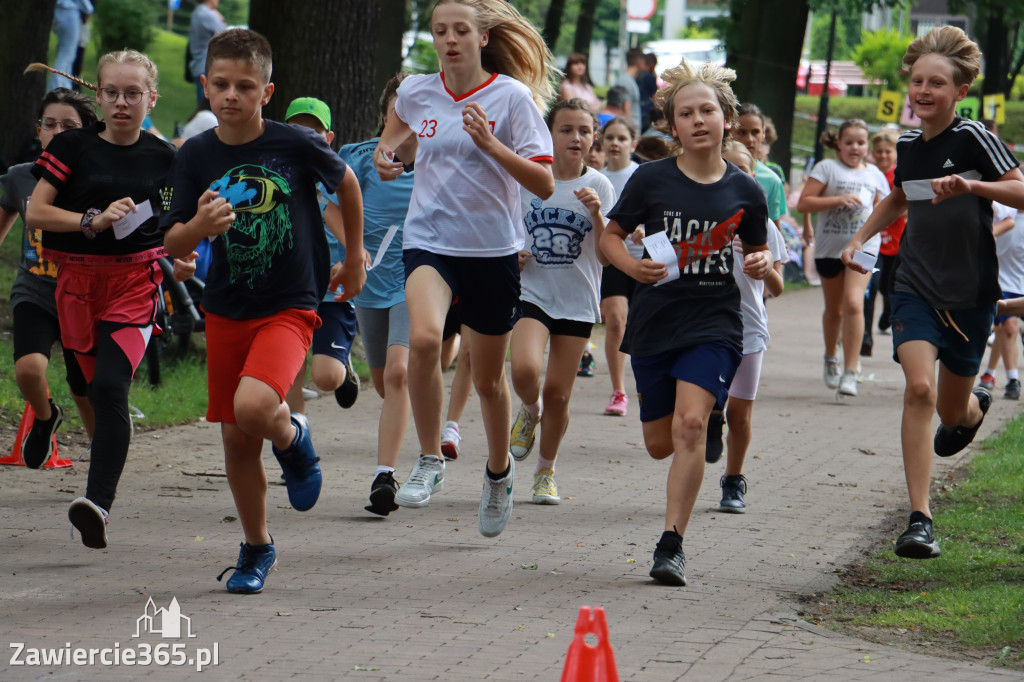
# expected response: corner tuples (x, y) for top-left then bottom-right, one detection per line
(813, 417), (1024, 667)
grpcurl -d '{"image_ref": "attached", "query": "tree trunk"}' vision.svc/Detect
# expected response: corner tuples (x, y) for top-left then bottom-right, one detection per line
(375, 0), (408, 103)
(0, 0), (57, 170)
(543, 0), (567, 52)
(981, 15), (1009, 95)
(727, 0), (809, 180)
(573, 0), (601, 58)
(249, 0), (380, 147)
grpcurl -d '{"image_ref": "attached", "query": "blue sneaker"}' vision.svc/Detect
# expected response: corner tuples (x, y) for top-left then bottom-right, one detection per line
(217, 541), (277, 594)
(272, 413), (322, 511)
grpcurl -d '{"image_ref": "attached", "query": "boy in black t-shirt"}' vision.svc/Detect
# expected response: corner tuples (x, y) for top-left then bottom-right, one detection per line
(161, 29), (365, 594)
(843, 27), (1024, 560)
(600, 60), (770, 586)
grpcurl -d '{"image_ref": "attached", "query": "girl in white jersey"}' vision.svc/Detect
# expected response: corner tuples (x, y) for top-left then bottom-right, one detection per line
(509, 98), (615, 504)
(373, 0), (556, 538)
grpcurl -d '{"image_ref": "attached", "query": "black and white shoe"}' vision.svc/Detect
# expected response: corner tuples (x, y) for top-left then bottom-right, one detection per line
(894, 511), (940, 559)
(934, 387), (991, 457)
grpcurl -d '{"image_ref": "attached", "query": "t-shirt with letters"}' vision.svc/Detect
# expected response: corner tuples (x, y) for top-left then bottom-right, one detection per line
(520, 167), (615, 323)
(160, 120), (348, 320)
(1, 163), (58, 314)
(608, 158), (768, 357)
(893, 117), (1019, 310)
(394, 72), (552, 257)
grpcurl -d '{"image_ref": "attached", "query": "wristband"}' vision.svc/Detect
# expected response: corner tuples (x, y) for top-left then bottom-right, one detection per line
(80, 208), (101, 239)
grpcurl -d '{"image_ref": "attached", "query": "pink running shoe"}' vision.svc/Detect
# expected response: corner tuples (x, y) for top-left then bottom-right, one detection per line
(604, 390), (628, 416)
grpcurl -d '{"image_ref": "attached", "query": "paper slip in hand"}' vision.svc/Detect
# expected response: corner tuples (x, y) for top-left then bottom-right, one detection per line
(366, 225), (399, 271)
(112, 199), (153, 240)
(857, 186), (875, 207)
(852, 250), (879, 273)
(640, 231), (680, 286)
(903, 171), (982, 201)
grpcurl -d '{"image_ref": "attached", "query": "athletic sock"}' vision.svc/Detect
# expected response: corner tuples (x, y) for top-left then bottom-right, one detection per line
(375, 465), (396, 477)
(535, 456), (555, 474)
(487, 460), (511, 480)
(524, 401), (541, 419)
(1007, 369), (1019, 381)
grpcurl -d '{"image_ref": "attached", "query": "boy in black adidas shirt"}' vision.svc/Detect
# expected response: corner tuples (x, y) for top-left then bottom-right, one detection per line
(601, 60), (769, 586)
(843, 27), (1024, 560)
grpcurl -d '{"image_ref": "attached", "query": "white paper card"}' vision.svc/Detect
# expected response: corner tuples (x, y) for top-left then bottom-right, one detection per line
(857, 186), (875, 207)
(366, 225), (399, 271)
(852, 250), (879, 273)
(640, 231), (680, 286)
(112, 199), (153, 240)
(901, 179), (936, 201)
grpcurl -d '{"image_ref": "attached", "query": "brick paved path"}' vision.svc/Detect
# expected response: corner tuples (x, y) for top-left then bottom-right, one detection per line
(1, 288), (1020, 680)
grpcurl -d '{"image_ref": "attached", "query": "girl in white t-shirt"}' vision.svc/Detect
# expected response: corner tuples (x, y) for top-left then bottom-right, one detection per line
(797, 119), (889, 398)
(599, 116), (645, 417)
(373, 0), (556, 538)
(509, 98), (615, 505)
(706, 141), (786, 514)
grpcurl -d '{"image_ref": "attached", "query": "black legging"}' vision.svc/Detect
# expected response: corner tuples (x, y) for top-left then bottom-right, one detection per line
(84, 321), (136, 512)
(863, 253), (898, 339)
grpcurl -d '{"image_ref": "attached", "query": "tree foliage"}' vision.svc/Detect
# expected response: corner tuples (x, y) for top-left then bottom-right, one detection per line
(852, 29), (912, 90)
(94, 0), (157, 54)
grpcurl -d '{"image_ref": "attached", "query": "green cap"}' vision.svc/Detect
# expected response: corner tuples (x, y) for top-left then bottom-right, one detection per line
(285, 97), (331, 132)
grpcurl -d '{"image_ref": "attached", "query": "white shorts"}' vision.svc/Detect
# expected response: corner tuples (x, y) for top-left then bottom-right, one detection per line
(728, 350), (764, 401)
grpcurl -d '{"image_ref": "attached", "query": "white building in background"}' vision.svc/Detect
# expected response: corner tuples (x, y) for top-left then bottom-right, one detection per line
(662, 0), (730, 40)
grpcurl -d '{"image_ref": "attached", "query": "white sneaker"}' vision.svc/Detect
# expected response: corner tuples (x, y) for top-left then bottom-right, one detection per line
(531, 468), (560, 505)
(837, 369), (858, 398)
(478, 456), (514, 537)
(440, 421), (461, 460)
(510, 404), (540, 461)
(823, 356), (842, 389)
(395, 455), (445, 508)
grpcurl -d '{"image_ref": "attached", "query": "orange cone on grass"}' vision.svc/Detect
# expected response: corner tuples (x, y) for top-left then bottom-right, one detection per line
(0, 403), (72, 469)
(561, 606), (619, 682)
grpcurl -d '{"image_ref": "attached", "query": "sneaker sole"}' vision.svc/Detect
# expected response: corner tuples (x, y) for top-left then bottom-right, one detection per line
(510, 447), (533, 462)
(365, 487), (400, 516)
(604, 409), (626, 416)
(226, 560), (278, 594)
(649, 566), (687, 586)
(395, 479), (443, 508)
(894, 539), (940, 559)
(531, 495), (561, 505)
(717, 503), (746, 514)
(441, 442), (459, 460)
(68, 499), (107, 549)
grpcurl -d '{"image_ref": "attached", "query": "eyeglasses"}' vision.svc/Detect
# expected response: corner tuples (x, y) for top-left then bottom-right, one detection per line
(98, 88), (152, 105)
(38, 117), (83, 131)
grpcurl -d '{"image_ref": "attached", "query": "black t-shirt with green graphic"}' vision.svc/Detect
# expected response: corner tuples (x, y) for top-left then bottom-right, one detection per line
(161, 120), (348, 320)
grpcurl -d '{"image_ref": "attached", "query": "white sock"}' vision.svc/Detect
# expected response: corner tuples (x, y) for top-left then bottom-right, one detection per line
(444, 420), (460, 433)
(536, 456), (555, 474)
(1007, 369), (1019, 381)
(524, 401), (541, 419)
(375, 465), (395, 477)
(824, 355), (838, 363)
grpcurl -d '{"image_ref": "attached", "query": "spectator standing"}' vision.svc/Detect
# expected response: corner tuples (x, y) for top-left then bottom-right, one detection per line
(637, 53), (658, 132)
(188, 0), (226, 105)
(558, 53), (600, 112)
(614, 48), (643, 133)
(50, 0), (94, 91)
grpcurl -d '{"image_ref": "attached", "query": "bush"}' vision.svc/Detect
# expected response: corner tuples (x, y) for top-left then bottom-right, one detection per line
(93, 0), (156, 55)
(852, 29), (912, 91)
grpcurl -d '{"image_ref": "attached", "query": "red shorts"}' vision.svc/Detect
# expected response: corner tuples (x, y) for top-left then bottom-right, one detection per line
(204, 309), (319, 423)
(56, 260), (161, 355)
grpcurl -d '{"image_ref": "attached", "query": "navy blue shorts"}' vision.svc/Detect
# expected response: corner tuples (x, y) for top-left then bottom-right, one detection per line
(630, 340), (742, 422)
(311, 301), (358, 365)
(890, 290), (995, 377)
(994, 289), (1023, 325)
(404, 249), (520, 336)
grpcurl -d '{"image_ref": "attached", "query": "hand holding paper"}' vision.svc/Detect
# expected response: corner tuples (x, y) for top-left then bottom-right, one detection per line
(112, 199), (153, 240)
(640, 231), (680, 286)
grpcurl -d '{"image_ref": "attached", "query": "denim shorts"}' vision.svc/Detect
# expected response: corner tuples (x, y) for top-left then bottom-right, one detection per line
(630, 340), (742, 422)
(890, 289), (995, 377)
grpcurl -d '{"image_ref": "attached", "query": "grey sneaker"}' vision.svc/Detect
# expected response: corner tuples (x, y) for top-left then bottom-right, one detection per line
(649, 530), (686, 586)
(395, 455), (445, 508)
(823, 356), (842, 389)
(837, 369), (858, 398)
(478, 456), (514, 537)
(510, 404), (540, 461)
(1004, 378), (1021, 400)
(718, 474), (747, 513)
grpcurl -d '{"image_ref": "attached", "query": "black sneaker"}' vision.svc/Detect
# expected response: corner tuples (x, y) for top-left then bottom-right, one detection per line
(364, 471), (400, 516)
(894, 511), (940, 559)
(705, 412), (725, 464)
(334, 358), (360, 409)
(934, 387), (991, 457)
(718, 474), (747, 513)
(649, 529), (686, 586)
(860, 337), (872, 357)
(1004, 378), (1021, 400)
(577, 350), (595, 378)
(23, 401), (64, 469)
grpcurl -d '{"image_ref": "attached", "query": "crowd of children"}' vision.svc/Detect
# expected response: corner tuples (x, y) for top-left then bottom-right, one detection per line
(5, 16), (1022, 592)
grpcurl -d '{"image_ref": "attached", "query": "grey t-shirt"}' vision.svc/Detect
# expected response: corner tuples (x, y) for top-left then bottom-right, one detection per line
(188, 3), (226, 79)
(0, 163), (58, 314)
(612, 72), (642, 132)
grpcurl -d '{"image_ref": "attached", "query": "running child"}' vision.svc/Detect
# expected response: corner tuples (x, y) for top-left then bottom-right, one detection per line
(798, 119), (890, 397)
(842, 26), (1024, 559)
(509, 98), (614, 504)
(598, 116), (644, 417)
(599, 59), (770, 586)
(281, 97), (361, 414)
(26, 51), (180, 548)
(374, 0), (556, 537)
(1, 88), (97, 466)
(733, 103), (788, 224)
(162, 29), (365, 593)
(706, 140), (786, 513)
(337, 74), (417, 516)
(977, 202), (1021, 398)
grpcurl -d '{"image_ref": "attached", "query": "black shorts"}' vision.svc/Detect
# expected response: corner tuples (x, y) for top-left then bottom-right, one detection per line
(600, 264), (636, 301)
(443, 297), (461, 340)
(13, 301), (62, 360)
(404, 249), (520, 336)
(815, 257), (845, 279)
(519, 301), (594, 339)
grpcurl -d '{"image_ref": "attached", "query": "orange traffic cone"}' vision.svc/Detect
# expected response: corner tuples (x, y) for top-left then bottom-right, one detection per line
(0, 403), (73, 469)
(560, 606), (619, 682)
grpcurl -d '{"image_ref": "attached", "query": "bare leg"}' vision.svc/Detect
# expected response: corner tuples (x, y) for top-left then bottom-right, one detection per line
(405, 266), (452, 457)
(897, 340), (939, 516)
(15, 353), (52, 419)
(601, 296), (629, 394)
(284, 360), (307, 414)
(464, 327), (514, 473)
(445, 338), (473, 423)
(537, 334), (589, 463)
(841, 269), (871, 372)
(663, 381), (716, 535)
(221, 421), (271, 546)
(723, 397), (754, 477)
(374, 345), (410, 468)
(311, 354), (346, 391)
(819, 273), (844, 359)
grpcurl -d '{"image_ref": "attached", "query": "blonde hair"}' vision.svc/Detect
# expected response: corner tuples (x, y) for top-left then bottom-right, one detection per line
(653, 59), (739, 139)
(434, 0), (558, 111)
(819, 118), (869, 150)
(97, 49), (158, 91)
(722, 139), (754, 170)
(903, 26), (981, 86)
(871, 128), (899, 148)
